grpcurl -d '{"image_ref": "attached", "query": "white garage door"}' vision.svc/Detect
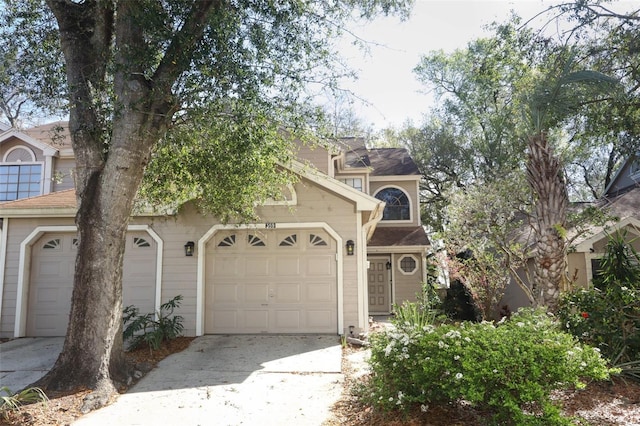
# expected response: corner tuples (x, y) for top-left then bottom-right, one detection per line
(205, 228), (337, 334)
(26, 232), (157, 336)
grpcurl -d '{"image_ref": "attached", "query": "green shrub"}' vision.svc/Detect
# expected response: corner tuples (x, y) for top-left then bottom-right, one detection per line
(558, 231), (640, 379)
(0, 386), (48, 420)
(123, 295), (184, 351)
(364, 309), (613, 425)
(393, 282), (444, 330)
(558, 286), (640, 378)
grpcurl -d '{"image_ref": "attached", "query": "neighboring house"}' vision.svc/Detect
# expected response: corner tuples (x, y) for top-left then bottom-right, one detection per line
(501, 155), (640, 312)
(0, 123), (430, 338)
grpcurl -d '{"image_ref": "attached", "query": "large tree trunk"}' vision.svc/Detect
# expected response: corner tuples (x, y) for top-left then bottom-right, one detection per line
(526, 133), (569, 310)
(35, 0), (215, 412)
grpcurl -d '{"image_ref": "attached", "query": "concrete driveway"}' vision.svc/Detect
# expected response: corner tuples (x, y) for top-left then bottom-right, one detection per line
(1, 335), (344, 425)
(0, 337), (64, 392)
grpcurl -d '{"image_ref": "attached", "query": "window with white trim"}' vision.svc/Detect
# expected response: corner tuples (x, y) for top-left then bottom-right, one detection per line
(0, 164), (43, 201)
(375, 187), (411, 221)
(398, 255), (418, 275)
(340, 177), (363, 192)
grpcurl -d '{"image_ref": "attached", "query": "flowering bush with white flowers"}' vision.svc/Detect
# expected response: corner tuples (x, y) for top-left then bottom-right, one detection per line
(364, 308), (614, 424)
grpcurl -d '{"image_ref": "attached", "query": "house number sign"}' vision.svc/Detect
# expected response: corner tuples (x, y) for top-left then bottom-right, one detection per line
(265, 222), (277, 229)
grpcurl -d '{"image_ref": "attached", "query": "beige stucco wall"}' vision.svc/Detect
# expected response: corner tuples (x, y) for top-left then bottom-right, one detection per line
(295, 143), (332, 176)
(391, 252), (425, 305)
(52, 157), (76, 192)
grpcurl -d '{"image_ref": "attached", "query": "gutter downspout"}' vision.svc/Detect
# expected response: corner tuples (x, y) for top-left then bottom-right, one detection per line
(359, 201), (385, 331)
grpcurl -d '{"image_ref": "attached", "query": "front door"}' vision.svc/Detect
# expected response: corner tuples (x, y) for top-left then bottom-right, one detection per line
(368, 257), (390, 314)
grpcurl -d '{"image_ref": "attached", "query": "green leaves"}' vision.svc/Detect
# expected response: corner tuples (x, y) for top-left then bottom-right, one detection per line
(137, 99), (299, 222)
(0, 386), (48, 420)
(365, 309), (613, 424)
(123, 295), (185, 352)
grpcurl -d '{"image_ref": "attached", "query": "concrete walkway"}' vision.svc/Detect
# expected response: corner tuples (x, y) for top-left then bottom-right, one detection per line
(1, 335), (343, 425)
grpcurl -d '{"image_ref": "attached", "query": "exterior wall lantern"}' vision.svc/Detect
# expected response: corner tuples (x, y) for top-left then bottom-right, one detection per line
(346, 240), (355, 256)
(184, 241), (195, 257)
(386, 261), (392, 270)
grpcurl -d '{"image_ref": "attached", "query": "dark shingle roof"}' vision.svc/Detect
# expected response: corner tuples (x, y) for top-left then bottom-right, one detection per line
(369, 226), (430, 247)
(368, 148), (420, 176)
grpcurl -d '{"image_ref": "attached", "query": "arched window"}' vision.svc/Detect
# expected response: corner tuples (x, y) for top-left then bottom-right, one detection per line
(375, 187), (410, 221)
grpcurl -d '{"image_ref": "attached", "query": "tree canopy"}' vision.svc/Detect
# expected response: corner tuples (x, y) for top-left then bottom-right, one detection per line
(0, 0), (413, 411)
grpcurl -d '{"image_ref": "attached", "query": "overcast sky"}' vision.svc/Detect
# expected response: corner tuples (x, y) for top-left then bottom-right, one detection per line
(337, 0), (640, 130)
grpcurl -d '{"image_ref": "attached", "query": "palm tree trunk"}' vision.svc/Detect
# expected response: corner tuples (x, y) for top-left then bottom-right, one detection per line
(526, 132), (569, 310)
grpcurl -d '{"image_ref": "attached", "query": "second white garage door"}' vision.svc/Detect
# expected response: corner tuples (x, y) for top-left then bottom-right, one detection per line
(204, 228), (337, 334)
(26, 232), (157, 336)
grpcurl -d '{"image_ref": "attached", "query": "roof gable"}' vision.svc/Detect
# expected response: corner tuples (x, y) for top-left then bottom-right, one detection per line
(0, 128), (60, 157)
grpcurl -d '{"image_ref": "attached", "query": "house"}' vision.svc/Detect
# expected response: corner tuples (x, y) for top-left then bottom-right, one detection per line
(567, 155), (640, 288)
(0, 123), (430, 338)
(500, 155), (640, 312)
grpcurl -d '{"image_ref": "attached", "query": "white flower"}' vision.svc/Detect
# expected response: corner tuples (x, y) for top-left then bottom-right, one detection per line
(421, 404), (429, 413)
(492, 369), (498, 374)
(516, 322), (524, 327)
(455, 373), (463, 380)
(444, 330), (461, 339)
(621, 286), (628, 291)
(454, 355), (460, 361)
(384, 343), (394, 357)
(464, 337), (471, 342)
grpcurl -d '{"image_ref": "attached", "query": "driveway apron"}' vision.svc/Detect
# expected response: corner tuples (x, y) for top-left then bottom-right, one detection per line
(0, 337), (64, 392)
(74, 335), (343, 426)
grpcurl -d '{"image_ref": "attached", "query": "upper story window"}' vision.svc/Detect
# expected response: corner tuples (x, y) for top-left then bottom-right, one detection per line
(0, 164), (42, 201)
(375, 187), (410, 221)
(0, 147), (43, 201)
(340, 177), (363, 192)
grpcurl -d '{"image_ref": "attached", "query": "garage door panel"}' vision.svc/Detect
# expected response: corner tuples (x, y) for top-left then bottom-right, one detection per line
(211, 310), (239, 330)
(244, 310), (269, 329)
(306, 310), (333, 329)
(214, 283), (240, 302)
(245, 284), (269, 302)
(38, 260), (65, 277)
(32, 313), (68, 336)
(276, 257), (300, 275)
(214, 256), (241, 277)
(245, 257), (271, 276)
(273, 310), (300, 330)
(307, 283), (333, 302)
(305, 255), (334, 276)
(274, 284), (300, 302)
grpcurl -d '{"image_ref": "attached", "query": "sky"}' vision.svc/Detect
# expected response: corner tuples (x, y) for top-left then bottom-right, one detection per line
(337, 0), (640, 130)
